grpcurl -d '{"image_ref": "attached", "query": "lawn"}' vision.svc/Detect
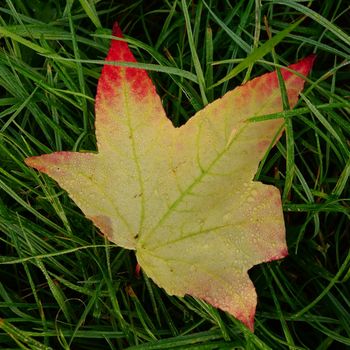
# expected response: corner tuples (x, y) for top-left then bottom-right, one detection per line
(0, 1), (349, 349)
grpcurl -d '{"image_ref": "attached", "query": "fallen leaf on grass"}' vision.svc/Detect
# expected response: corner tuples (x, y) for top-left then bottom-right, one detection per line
(25, 23), (314, 331)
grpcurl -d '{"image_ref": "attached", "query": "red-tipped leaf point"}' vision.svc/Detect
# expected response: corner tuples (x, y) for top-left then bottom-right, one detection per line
(281, 53), (316, 80)
(96, 22), (153, 101)
(25, 23), (315, 332)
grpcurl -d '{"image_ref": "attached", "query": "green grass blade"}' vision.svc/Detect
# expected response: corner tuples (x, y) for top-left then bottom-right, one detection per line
(268, 0), (350, 48)
(181, 0), (208, 105)
(77, 0), (102, 28)
(212, 17), (304, 87)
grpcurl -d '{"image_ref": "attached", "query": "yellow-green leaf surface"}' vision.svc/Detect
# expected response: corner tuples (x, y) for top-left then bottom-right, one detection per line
(25, 23), (315, 331)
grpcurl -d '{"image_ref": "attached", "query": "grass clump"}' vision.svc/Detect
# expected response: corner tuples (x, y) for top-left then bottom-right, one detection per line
(0, 1), (349, 349)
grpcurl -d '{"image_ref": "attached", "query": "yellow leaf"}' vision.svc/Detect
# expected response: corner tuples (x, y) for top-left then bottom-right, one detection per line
(25, 23), (315, 331)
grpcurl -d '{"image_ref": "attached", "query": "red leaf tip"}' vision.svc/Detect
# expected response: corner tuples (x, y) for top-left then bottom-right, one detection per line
(25, 156), (47, 173)
(302, 53), (316, 73)
(112, 22), (123, 38)
(291, 54), (316, 77)
(277, 54), (316, 87)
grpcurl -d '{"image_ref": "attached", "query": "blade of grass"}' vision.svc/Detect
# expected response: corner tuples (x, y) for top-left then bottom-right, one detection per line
(212, 17), (304, 87)
(77, 0), (102, 28)
(268, 0), (350, 48)
(181, 0), (208, 105)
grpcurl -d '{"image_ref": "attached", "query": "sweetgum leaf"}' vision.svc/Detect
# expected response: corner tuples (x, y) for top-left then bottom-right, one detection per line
(25, 23), (315, 331)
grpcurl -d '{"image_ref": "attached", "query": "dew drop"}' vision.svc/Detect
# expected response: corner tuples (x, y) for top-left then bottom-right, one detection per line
(197, 218), (205, 225)
(223, 212), (232, 223)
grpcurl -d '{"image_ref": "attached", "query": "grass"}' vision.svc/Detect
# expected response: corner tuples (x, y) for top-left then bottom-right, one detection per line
(0, 0), (349, 349)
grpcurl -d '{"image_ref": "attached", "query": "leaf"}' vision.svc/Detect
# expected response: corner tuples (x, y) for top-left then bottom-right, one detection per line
(25, 23), (315, 331)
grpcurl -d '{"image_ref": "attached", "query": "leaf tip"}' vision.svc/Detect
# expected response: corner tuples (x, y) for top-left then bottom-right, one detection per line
(25, 155), (47, 173)
(246, 309), (255, 332)
(97, 23), (151, 98)
(112, 21), (123, 38)
(267, 247), (289, 262)
(285, 54), (316, 80)
(304, 53), (317, 66)
(24, 152), (80, 175)
(299, 53), (316, 74)
(234, 306), (256, 332)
